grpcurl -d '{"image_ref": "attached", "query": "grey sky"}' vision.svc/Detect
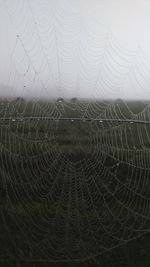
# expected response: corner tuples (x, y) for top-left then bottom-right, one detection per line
(0, 0), (150, 99)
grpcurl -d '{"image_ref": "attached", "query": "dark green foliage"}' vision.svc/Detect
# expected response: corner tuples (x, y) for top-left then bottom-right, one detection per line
(0, 99), (150, 266)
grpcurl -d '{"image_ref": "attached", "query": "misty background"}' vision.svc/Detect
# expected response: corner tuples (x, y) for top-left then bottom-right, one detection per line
(0, 0), (150, 99)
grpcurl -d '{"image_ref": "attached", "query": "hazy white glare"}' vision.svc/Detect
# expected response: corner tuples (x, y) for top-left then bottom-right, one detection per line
(1, 0), (150, 99)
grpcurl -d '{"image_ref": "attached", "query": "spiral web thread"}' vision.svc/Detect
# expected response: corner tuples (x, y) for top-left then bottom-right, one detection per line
(1, 0), (150, 264)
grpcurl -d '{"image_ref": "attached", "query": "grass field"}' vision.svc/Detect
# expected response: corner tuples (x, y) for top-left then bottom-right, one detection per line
(0, 98), (150, 266)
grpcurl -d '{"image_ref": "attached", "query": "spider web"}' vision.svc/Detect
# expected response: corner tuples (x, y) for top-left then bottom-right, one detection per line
(1, 0), (150, 264)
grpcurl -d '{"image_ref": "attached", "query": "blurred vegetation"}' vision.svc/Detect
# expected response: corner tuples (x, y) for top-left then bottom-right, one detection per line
(0, 98), (150, 266)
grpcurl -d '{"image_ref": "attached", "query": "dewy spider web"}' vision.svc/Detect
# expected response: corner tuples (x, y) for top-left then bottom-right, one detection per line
(1, 0), (150, 263)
